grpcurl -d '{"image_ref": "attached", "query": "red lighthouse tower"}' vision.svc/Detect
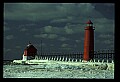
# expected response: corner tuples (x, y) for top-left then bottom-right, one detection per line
(83, 20), (95, 61)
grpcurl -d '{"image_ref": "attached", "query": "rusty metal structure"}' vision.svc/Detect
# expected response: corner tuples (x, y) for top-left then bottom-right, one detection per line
(83, 20), (95, 61)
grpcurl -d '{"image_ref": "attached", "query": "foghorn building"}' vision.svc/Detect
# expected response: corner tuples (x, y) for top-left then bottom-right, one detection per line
(22, 42), (37, 60)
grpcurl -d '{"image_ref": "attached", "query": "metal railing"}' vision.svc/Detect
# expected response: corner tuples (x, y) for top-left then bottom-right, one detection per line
(35, 50), (114, 63)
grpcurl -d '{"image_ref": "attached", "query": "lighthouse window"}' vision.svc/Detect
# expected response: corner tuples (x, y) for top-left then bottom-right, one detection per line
(87, 23), (93, 26)
(90, 24), (92, 26)
(87, 24), (93, 26)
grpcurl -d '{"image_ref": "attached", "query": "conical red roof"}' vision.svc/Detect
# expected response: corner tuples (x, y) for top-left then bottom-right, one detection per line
(24, 42), (37, 50)
(86, 20), (93, 24)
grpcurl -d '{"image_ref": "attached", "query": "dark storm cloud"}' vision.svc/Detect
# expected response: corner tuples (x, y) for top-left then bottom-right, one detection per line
(103, 39), (113, 45)
(33, 24), (84, 35)
(58, 37), (69, 41)
(98, 34), (113, 39)
(4, 3), (66, 21)
(20, 28), (28, 32)
(43, 26), (65, 34)
(4, 3), (105, 22)
(75, 40), (81, 43)
(4, 22), (11, 31)
(34, 43), (47, 49)
(61, 43), (69, 48)
(33, 34), (58, 39)
(4, 3), (114, 60)
(93, 18), (114, 33)
(50, 17), (73, 23)
(4, 48), (12, 52)
(92, 3), (114, 19)
(15, 46), (21, 49)
(4, 3), (114, 34)
(4, 26), (10, 31)
(5, 35), (14, 40)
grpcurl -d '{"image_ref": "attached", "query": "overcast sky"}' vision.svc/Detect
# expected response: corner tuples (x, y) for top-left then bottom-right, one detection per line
(4, 3), (114, 60)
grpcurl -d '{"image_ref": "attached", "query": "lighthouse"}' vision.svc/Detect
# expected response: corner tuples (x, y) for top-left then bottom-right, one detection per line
(83, 20), (95, 61)
(22, 42), (37, 60)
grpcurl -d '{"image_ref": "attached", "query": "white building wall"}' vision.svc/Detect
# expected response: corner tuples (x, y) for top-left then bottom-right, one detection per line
(22, 55), (27, 61)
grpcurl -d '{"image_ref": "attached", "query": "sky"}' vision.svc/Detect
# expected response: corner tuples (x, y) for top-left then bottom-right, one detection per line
(3, 3), (115, 60)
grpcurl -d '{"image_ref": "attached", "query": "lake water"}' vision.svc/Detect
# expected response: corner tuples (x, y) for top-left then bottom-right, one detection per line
(3, 62), (114, 79)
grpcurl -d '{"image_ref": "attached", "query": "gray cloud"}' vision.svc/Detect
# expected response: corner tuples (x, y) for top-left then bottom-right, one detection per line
(75, 40), (81, 43)
(4, 3), (65, 21)
(48, 34), (58, 39)
(4, 26), (10, 31)
(64, 26), (74, 34)
(42, 24), (84, 35)
(95, 36), (114, 49)
(58, 37), (69, 41)
(4, 3), (114, 60)
(20, 28), (28, 32)
(5, 35), (14, 40)
(4, 22), (10, 31)
(4, 48), (12, 53)
(109, 44), (114, 49)
(34, 43), (46, 48)
(98, 34), (113, 39)
(50, 16), (73, 23)
(93, 18), (114, 33)
(18, 24), (37, 28)
(92, 3), (114, 19)
(44, 26), (53, 33)
(33, 34), (47, 38)
(43, 26), (65, 34)
(33, 34), (58, 39)
(4, 3), (107, 22)
(4, 3), (114, 35)
(65, 23), (85, 34)
(15, 46), (21, 49)
(103, 39), (113, 45)
(61, 43), (69, 48)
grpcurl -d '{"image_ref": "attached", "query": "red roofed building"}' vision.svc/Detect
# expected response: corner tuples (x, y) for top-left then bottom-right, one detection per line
(23, 42), (37, 60)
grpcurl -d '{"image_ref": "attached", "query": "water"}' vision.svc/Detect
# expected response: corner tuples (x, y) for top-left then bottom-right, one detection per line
(3, 62), (114, 79)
